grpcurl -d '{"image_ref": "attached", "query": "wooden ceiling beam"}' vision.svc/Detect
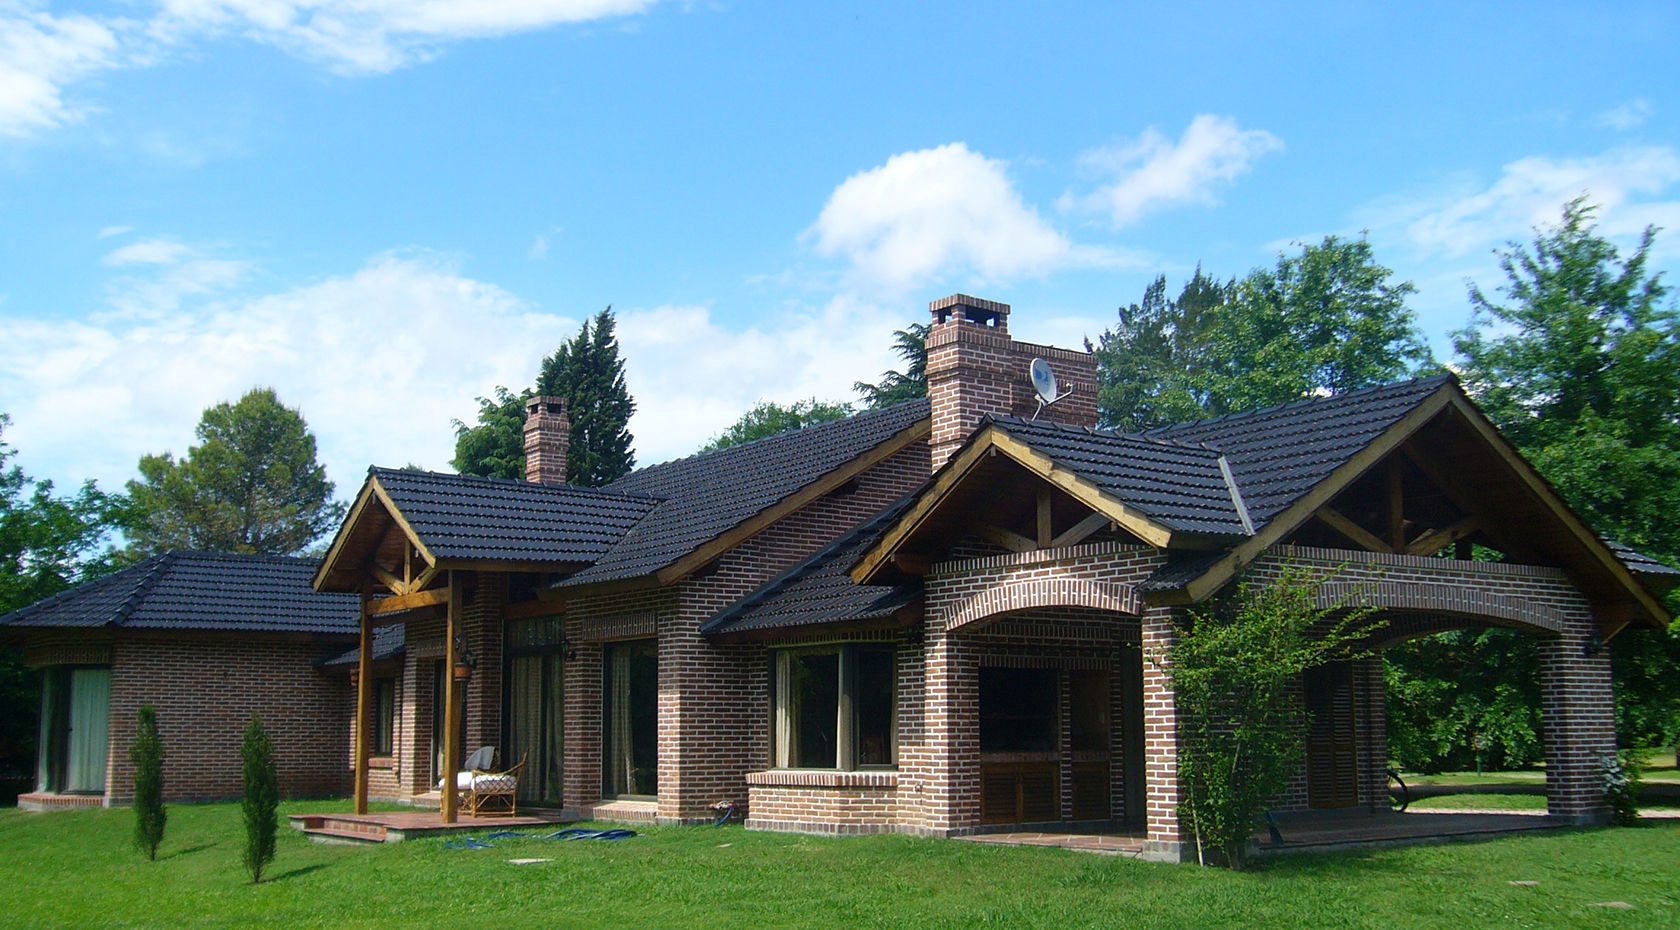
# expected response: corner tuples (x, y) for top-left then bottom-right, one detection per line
(1404, 515), (1481, 556)
(1316, 505), (1396, 554)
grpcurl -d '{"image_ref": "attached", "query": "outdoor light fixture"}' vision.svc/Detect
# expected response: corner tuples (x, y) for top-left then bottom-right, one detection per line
(453, 635), (479, 681)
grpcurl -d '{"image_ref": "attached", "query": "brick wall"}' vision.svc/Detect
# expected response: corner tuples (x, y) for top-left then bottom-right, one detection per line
(93, 635), (352, 804)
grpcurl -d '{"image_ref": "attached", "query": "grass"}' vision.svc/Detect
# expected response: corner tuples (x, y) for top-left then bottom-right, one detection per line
(3, 801), (1679, 928)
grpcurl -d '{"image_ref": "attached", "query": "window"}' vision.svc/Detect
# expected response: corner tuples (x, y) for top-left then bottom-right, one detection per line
(773, 645), (896, 770)
(603, 640), (658, 798)
(372, 677), (396, 756)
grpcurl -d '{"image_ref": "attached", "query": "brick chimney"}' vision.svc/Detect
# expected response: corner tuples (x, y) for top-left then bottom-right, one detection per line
(926, 294), (1098, 471)
(523, 395), (570, 485)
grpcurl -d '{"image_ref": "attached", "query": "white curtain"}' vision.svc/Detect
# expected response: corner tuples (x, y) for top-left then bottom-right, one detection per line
(65, 668), (110, 794)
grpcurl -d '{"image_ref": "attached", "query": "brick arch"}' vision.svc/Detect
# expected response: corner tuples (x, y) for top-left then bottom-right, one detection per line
(1315, 580), (1568, 638)
(941, 578), (1141, 633)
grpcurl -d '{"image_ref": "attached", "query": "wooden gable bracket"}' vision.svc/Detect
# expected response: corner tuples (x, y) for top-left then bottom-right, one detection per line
(1315, 505), (1395, 554)
(852, 424), (1181, 585)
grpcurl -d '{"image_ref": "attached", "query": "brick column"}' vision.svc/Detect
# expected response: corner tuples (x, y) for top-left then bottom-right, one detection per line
(1539, 628), (1615, 824)
(463, 572), (506, 759)
(915, 627), (980, 834)
(1139, 607), (1186, 862)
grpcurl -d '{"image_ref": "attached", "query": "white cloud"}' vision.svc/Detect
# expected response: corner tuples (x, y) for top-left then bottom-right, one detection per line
(96, 225), (134, 239)
(1377, 146), (1680, 258)
(0, 5), (128, 136)
(0, 252), (576, 496)
(1060, 114), (1283, 228)
(0, 0), (658, 138)
(102, 237), (195, 266)
(528, 233), (550, 260)
(616, 294), (910, 463)
(807, 142), (1126, 295)
(1598, 99), (1652, 131)
(150, 0), (660, 73)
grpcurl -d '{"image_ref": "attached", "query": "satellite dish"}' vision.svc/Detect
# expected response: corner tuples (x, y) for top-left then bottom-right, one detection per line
(1028, 358), (1071, 419)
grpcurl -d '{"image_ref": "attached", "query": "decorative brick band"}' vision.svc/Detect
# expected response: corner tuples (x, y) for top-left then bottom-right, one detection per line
(745, 769), (899, 788)
(941, 578), (1141, 632)
(1316, 580), (1568, 635)
(24, 644), (112, 667)
(576, 612), (658, 642)
(1276, 544), (1569, 580)
(929, 541), (1148, 577)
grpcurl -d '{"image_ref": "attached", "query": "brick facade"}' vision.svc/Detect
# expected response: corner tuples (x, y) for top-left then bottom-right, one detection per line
(22, 632), (352, 805)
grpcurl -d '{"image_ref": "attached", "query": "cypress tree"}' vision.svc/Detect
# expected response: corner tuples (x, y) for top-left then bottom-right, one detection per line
(536, 307), (636, 485)
(130, 705), (166, 860)
(240, 714), (279, 883)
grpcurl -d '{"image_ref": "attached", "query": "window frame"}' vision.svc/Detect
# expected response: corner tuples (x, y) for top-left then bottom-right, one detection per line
(372, 676), (397, 757)
(772, 644), (897, 771)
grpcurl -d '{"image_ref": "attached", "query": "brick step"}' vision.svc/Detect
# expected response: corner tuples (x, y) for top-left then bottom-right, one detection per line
(302, 826), (388, 846)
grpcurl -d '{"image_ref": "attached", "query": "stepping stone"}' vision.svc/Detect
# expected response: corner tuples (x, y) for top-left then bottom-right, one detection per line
(1509, 880), (1539, 886)
(1587, 902), (1633, 909)
(507, 858), (552, 865)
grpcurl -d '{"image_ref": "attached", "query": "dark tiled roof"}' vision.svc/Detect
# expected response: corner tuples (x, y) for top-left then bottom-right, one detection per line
(322, 624), (406, 667)
(371, 467), (659, 565)
(702, 499), (919, 636)
(559, 399), (930, 586)
(1608, 541), (1680, 578)
(1145, 375), (1455, 527)
(0, 552), (359, 635)
(987, 417), (1244, 535)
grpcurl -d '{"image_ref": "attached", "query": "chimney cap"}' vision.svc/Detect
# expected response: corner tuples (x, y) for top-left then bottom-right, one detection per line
(930, 294), (1010, 328)
(525, 395), (567, 416)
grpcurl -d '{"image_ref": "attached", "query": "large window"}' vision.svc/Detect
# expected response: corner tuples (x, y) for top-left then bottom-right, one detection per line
(603, 640), (658, 798)
(773, 645), (896, 770)
(35, 666), (111, 795)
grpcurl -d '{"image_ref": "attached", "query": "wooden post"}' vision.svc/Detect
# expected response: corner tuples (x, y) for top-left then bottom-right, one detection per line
(1387, 458), (1406, 551)
(1036, 488), (1053, 549)
(442, 572), (461, 824)
(353, 589), (371, 815)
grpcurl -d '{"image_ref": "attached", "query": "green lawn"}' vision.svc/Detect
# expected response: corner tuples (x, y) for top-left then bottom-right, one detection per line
(2, 800), (1678, 929)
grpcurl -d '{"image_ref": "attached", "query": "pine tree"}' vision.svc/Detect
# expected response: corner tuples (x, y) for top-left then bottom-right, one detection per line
(130, 705), (166, 860)
(240, 714), (278, 883)
(853, 323), (930, 409)
(536, 307), (637, 485)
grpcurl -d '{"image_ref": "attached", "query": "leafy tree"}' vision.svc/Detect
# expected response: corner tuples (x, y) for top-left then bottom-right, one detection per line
(1093, 237), (1434, 431)
(240, 714), (278, 883)
(701, 398), (854, 453)
(1172, 565), (1372, 868)
(536, 307), (636, 486)
(1091, 268), (1230, 431)
(1448, 198), (1680, 754)
(450, 387), (527, 480)
(130, 705), (166, 860)
(0, 415), (123, 783)
(854, 322), (930, 409)
(124, 388), (345, 557)
(452, 308), (638, 486)
(1384, 628), (1543, 773)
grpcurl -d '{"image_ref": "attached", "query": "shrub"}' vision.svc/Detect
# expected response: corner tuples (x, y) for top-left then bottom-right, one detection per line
(240, 714), (279, 883)
(1603, 750), (1646, 827)
(1171, 564), (1374, 868)
(130, 705), (166, 860)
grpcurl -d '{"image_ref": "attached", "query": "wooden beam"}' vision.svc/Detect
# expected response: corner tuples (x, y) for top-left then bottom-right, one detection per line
(1316, 505), (1396, 554)
(1443, 395), (1670, 627)
(1050, 512), (1111, 549)
(368, 564), (407, 596)
(1387, 458), (1406, 551)
(1036, 488), (1053, 549)
(353, 590), (371, 816)
(657, 418), (931, 584)
(367, 587), (450, 616)
(409, 564), (442, 593)
(978, 523), (1037, 553)
(1404, 516), (1481, 556)
(441, 574), (461, 824)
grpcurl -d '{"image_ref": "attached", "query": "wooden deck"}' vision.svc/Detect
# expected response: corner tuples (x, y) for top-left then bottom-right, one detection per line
(289, 809), (574, 845)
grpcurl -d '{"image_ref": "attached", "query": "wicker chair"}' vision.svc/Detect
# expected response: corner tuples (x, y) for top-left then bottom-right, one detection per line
(462, 750), (528, 817)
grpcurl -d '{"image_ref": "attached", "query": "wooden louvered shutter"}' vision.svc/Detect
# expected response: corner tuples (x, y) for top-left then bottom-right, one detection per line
(1304, 662), (1359, 809)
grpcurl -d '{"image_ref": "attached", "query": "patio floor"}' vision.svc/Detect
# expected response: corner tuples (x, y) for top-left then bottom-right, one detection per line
(950, 809), (1583, 858)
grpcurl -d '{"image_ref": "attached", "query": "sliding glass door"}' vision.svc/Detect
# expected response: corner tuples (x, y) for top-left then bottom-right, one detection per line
(603, 640), (658, 798)
(36, 666), (111, 795)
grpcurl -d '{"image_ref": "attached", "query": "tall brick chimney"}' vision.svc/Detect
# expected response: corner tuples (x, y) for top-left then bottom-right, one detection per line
(926, 294), (1098, 471)
(523, 395), (570, 485)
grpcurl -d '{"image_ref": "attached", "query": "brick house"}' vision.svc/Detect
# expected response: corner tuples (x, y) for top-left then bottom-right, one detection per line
(315, 294), (1675, 861)
(0, 552), (359, 810)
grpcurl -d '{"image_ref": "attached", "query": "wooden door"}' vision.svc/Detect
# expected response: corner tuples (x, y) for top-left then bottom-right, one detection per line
(1304, 662), (1359, 809)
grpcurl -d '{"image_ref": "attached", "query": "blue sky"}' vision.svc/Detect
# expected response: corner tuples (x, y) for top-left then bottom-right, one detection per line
(2, 0), (1677, 501)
